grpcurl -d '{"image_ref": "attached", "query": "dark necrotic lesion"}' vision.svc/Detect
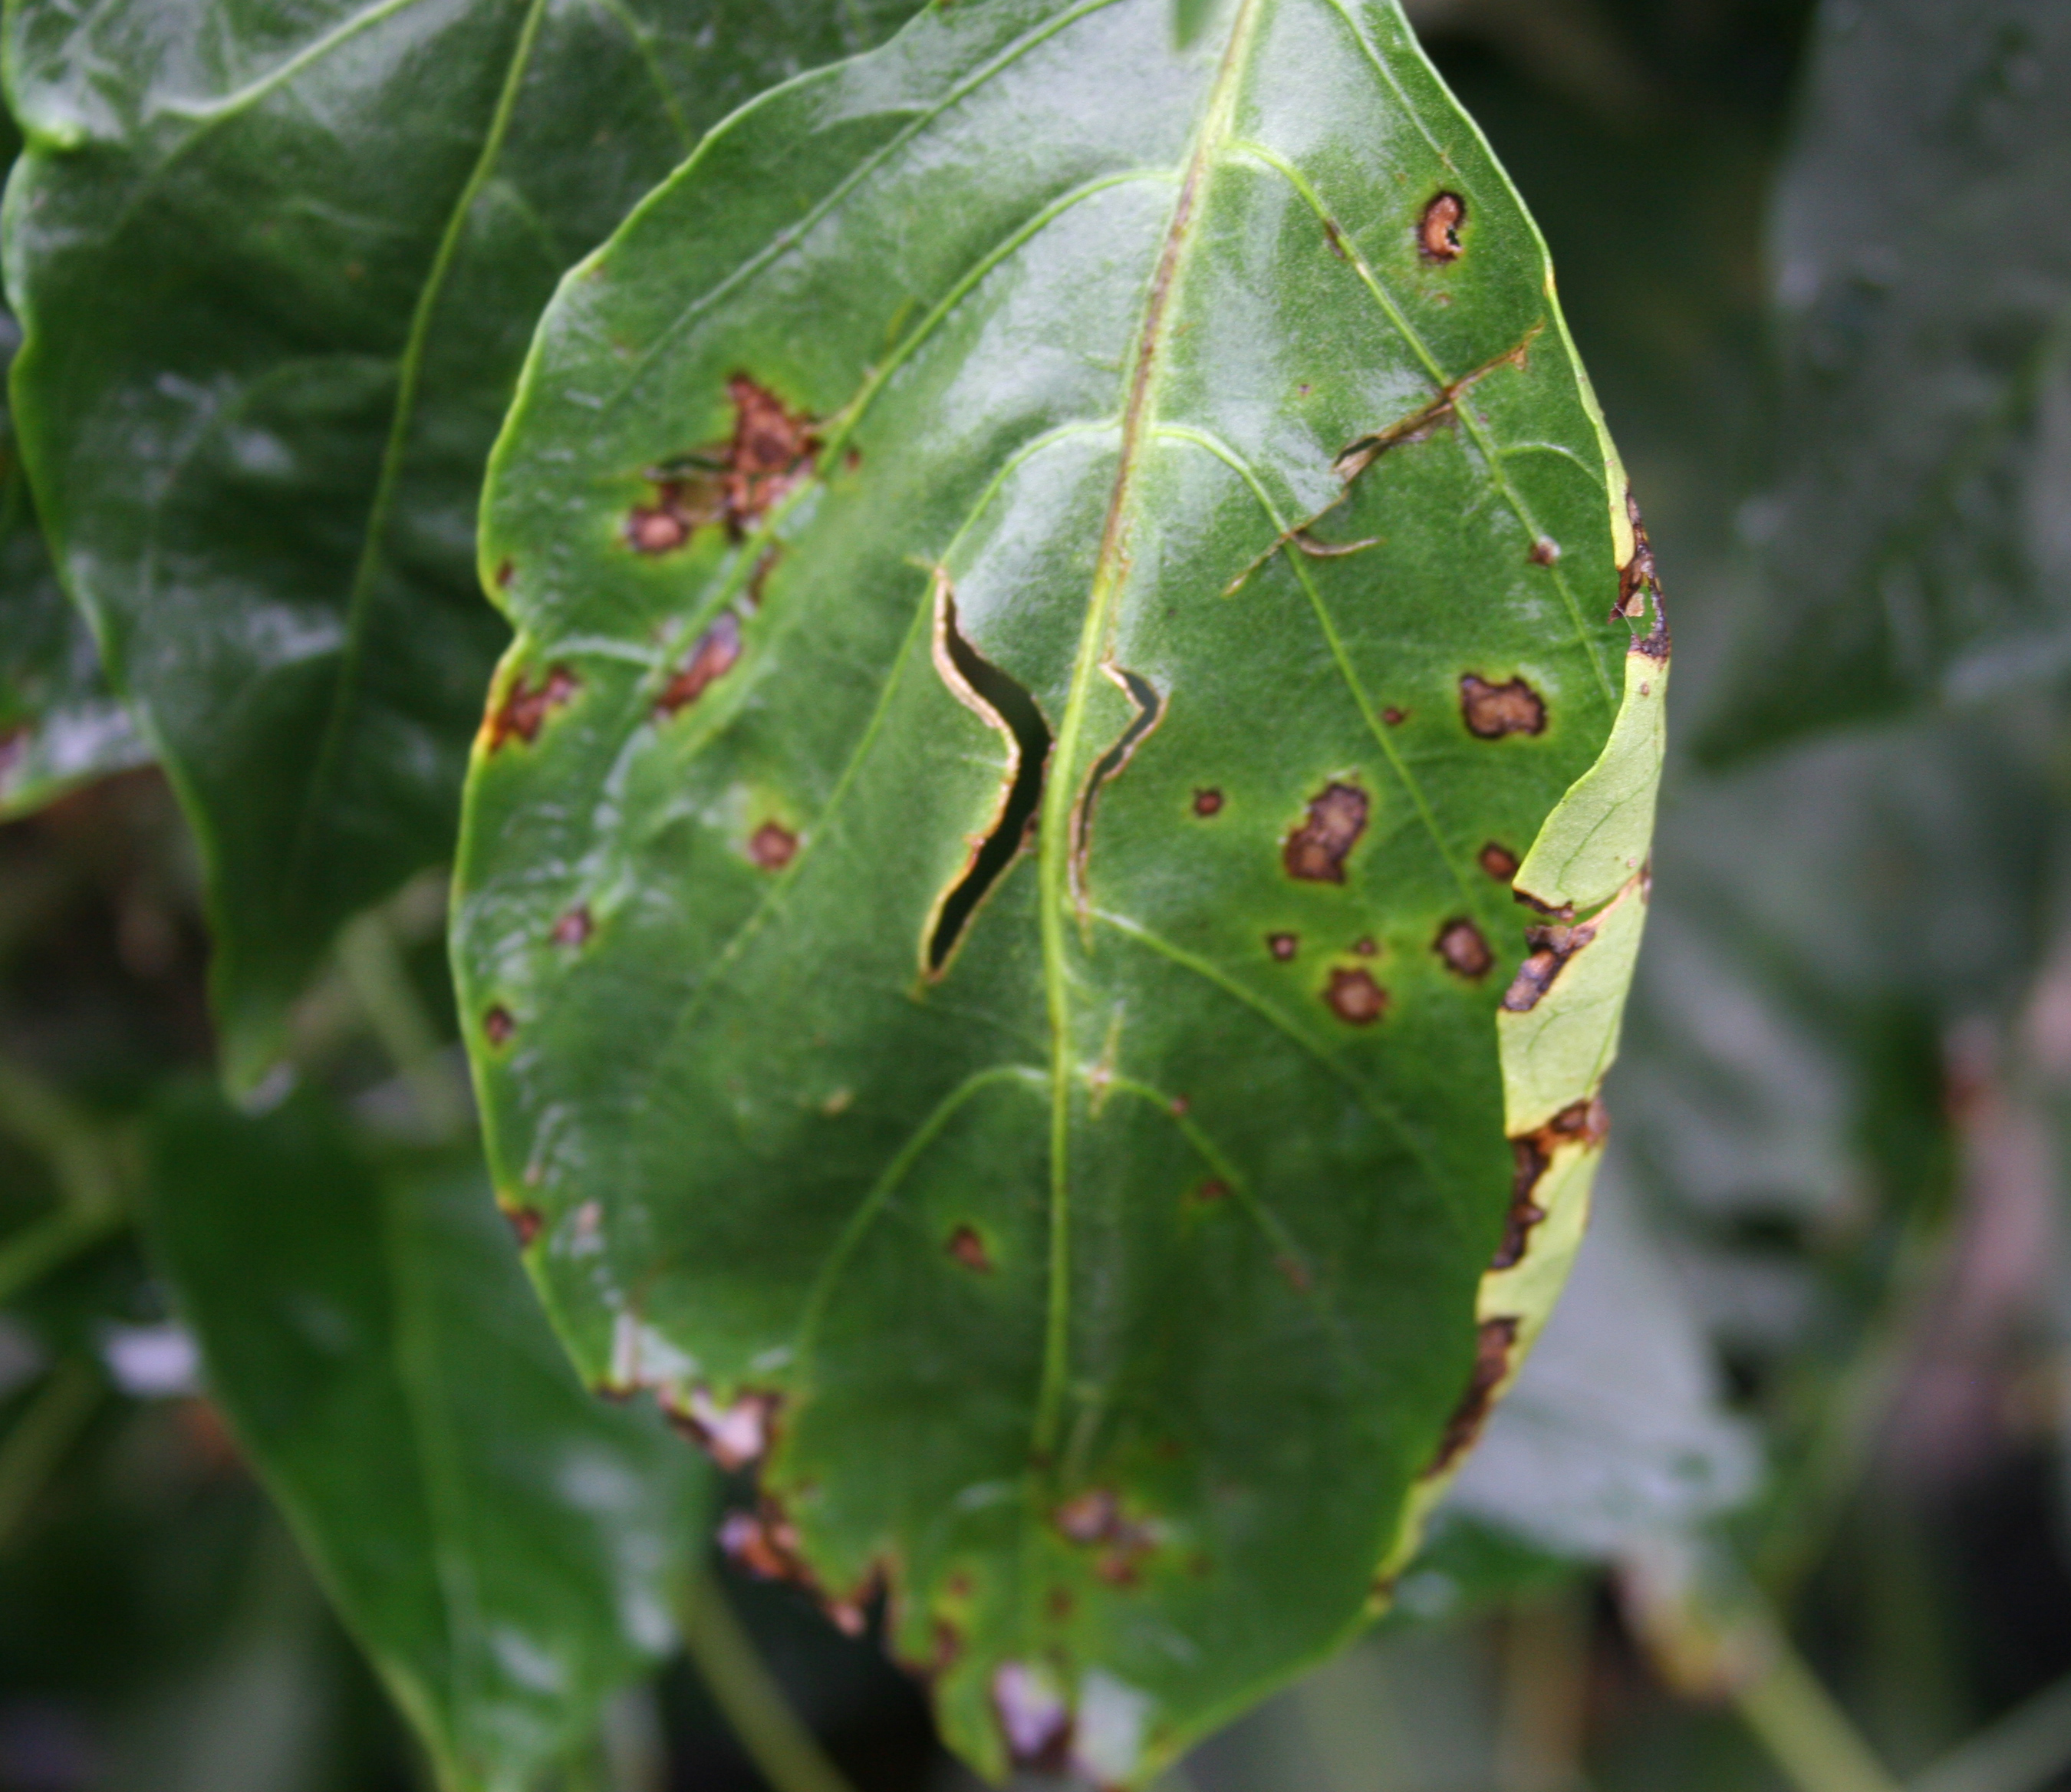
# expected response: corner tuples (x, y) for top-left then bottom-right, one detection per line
(927, 599), (1052, 974)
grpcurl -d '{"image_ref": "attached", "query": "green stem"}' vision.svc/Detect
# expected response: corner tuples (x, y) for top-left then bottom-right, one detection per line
(0, 1359), (100, 1549)
(1908, 1669), (2071, 1792)
(0, 1055), (130, 1217)
(0, 1204), (123, 1307)
(336, 910), (471, 1141)
(677, 1573), (858, 1792)
(1734, 1627), (1901, 1792)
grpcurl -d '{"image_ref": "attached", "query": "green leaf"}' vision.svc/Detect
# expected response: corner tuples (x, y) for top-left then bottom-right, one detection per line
(1702, 0), (2071, 756)
(0, 113), (145, 820)
(148, 1088), (702, 1792)
(3, 0), (918, 1090)
(457, 0), (1657, 1775)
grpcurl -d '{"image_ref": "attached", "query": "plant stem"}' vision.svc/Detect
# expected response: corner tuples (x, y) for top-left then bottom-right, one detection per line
(0, 1204), (123, 1307)
(0, 1359), (100, 1549)
(1734, 1628), (1901, 1792)
(677, 1572), (858, 1792)
(1908, 1669), (2071, 1792)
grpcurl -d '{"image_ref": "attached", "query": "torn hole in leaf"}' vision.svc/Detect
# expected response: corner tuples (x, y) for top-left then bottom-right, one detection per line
(924, 575), (1052, 977)
(1071, 664), (1164, 903)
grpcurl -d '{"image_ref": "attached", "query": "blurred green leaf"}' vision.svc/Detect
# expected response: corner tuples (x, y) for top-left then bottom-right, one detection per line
(0, 114), (145, 822)
(456, 0), (1655, 1776)
(1704, 0), (2071, 756)
(2, 0), (920, 1092)
(149, 1088), (703, 1792)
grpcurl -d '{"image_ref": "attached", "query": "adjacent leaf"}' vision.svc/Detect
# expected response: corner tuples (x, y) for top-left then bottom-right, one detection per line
(0, 113), (144, 819)
(149, 1089), (702, 1792)
(457, 0), (1661, 1775)
(3, 0), (917, 1089)
(1704, 0), (2071, 755)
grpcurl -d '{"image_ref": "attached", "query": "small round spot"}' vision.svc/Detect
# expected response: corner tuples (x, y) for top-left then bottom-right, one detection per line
(1193, 788), (1224, 817)
(627, 506), (688, 554)
(1382, 707), (1407, 726)
(1434, 917), (1494, 980)
(494, 557), (515, 589)
(1267, 932), (1298, 961)
(748, 821), (798, 870)
(483, 1005), (515, 1046)
(1324, 967), (1388, 1025)
(1529, 537), (1561, 566)
(947, 1226), (993, 1272)
(551, 905), (592, 947)
(1352, 937), (1378, 957)
(1192, 1178), (1230, 1204)
(1479, 842), (1520, 881)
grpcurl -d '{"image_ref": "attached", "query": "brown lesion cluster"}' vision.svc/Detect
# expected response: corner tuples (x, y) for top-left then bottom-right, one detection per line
(482, 663), (579, 752)
(626, 374), (822, 555)
(1498, 1096), (1609, 1270)
(1425, 1316), (1518, 1476)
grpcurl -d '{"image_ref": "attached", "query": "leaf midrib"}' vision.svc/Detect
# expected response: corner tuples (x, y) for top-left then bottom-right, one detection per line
(1030, 0), (1266, 1463)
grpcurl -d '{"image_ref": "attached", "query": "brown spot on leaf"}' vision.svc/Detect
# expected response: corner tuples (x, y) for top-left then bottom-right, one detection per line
(1434, 917), (1494, 980)
(1191, 1178), (1230, 1205)
(1382, 707), (1407, 726)
(947, 1226), (993, 1273)
(1323, 217), (1351, 260)
(1325, 967), (1388, 1025)
(1502, 921), (1595, 1013)
(1267, 931), (1298, 961)
(1419, 191), (1466, 262)
(1193, 787), (1223, 817)
(748, 821), (798, 871)
(482, 1006), (515, 1046)
(494, 557), (515, 589)
(1276, 1254), (1313, 1294)
(1479, 842), (1520, 881)
(1496, 1098), (1609, 1270)
(1460, 674), (1546, 739)
(503, 1204), (543, 1248)
(627, 500), (694, 555)
(484, 664), (578, 750)
(1352, 936), (1378, 957)
(551, 906), (592, 947)
(1046, 1586), (1074, 1619)
(1056, 1488), (1118, 1544)
(1426, 1316), (1519, 1475)
(1529, 537), (1560, 566)
(657, 612), (742, 714)
(1284, 781), (1368, 881)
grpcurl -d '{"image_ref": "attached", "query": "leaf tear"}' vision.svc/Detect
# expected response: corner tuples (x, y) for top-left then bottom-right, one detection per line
(924, 576), (1053, 977)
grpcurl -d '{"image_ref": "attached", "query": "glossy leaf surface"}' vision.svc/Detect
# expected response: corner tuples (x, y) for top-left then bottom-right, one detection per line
(0, 117), (143, 819)
(3, 0), (916, 1088)
(1705, 0), (2071, 753)
(150, 1089), (701, 1792)
(458, 0), (1658, 1775)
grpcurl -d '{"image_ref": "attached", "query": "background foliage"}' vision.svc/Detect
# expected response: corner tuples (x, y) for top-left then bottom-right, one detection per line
(3, 0), (2071, 1789)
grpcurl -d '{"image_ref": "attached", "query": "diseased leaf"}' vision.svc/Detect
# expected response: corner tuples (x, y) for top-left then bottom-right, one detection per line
(3, 0), (918, 1089)
(149, 1089), (701, 1792)
(456, 0), (1661, 1776)
(1704, 0), (2071, 755)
